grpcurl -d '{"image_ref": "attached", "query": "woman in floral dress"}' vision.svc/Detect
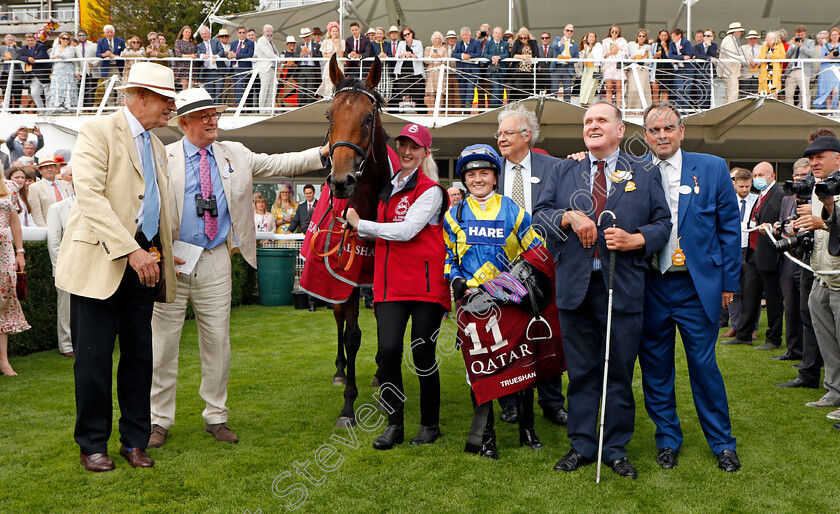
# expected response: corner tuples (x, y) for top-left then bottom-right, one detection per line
(271, 184), (298, 234)
(174, 26), (198, 91)
(0, 179), (30, 376)
(48, 32), (78, 111)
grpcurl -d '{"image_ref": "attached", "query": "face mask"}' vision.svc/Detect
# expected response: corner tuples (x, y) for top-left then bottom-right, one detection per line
(753, 177), (768, 191)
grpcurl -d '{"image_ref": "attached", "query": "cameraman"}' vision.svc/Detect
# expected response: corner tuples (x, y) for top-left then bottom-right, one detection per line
(794, 136), (840, 418)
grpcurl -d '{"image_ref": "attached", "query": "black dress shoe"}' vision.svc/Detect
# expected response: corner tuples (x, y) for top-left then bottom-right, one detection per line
(519, 428), (542, 449)
(499, 405), (518, 424)
(771, 350), (801, 361)
(717, 448), (741, 472)
(720, 338), (753, 346)
(372, 425), (404, 450)
(606, 457), (638, 479)
(834, 422), (840, 430)
(480, 430), (498, 460)
(774, 376), (819, 389)
(553, 448), (594, 471)
(543, 406), (568, 427)
(410, 425), (441, 445)
(655, 447), (679, 469)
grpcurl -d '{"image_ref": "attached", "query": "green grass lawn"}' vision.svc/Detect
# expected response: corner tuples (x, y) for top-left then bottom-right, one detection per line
(2, 304), (838, 513)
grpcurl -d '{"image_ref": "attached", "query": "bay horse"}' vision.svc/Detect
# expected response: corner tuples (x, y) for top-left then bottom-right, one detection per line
(324, 55), (391, 427)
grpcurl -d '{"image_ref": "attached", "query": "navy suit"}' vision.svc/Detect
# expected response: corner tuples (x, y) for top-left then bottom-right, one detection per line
(496, 152), (564, 414)
(197, 38), (226, 102)
(17, 42), (50, 108)
(453, 38), (482, 109)
(482, 39), (509, 107)
(667, 39), (694, 108)
(692, 42), (717, 108)
(534, 152), (671, 461)
(230, 38), (255, 106)
(639, 150), (740, 456)
(96, 37), (126, 77)
(344, 36), (374, 73)
(551, 38), (579, 101)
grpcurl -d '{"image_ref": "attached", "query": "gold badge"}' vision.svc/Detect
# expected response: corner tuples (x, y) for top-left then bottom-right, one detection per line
(672, 237), (685, 266)
(624, 181), (636, 192)
(609, 169), (633, 183)
(148, 246), (161, 263)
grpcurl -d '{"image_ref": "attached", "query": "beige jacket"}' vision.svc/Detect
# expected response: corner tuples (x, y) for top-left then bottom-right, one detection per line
(28, 178), (72, 227)
(55, 110), (177, 301)
(165, 139), (322, 267)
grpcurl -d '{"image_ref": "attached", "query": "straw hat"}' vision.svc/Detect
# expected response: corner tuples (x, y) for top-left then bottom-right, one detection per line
(388, 25), (399, 34)
(727, 22), (744, 34)
(115, 62), (177, 98)
(285, 35), (297, 44)
(167, 87), (227, 127)
(217, 28), (230, 37)
(300, 27), (312, 37)
(746, 30), (759, 39)
(446, 30), (457, 38)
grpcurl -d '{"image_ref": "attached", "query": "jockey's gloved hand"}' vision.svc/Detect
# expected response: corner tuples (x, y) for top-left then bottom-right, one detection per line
(452, 278), (468, 301)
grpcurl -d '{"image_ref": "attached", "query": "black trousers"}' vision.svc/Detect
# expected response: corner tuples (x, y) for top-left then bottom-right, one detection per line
(376, 300), (444, 426)
(736, 252), (784, 344)
(71, 264), (156, 455)
(297, 65), (320, 104)
(781, 260), (803, 358)
(497, 373), (565, 413)
(799, 268), (824, 383)
(560, 275), (642, 461)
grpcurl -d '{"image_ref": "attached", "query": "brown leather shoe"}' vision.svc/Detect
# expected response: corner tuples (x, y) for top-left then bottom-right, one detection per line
(719, 328), (736, 339)
(148, 424), (168, 448)
(60, 351), (75, 358)
(80, 452), (115, 472)
(204, 422), (239, 443)
(119, 445), (154, 468)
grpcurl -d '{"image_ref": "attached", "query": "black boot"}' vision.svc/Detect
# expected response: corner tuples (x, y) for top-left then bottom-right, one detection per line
(518, 388), (541, 449)
(372, 424), (404, 450)
(480, 428), (498, 460)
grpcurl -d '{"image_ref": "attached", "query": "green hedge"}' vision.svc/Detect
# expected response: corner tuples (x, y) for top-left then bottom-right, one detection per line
(9, 244), (257, 357)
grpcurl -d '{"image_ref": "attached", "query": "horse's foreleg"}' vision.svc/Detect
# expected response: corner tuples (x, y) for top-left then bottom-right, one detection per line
(332, 303), (347, 386)
(337, 288), (361, 427)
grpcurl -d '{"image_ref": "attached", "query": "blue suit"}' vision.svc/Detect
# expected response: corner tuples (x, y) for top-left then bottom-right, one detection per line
(96, 37), (126, 77)
(534, 152), (671, 460)
(230, 38), (255, 106)
(667, 39), (694, 108)
(197, 38), (226, 102)
(639, 150), (740, 456)
(482, 38), (509, 107)
(453, 38), (482, 109)
(692, 42), (717, 108)
(551, 38), (579, 101)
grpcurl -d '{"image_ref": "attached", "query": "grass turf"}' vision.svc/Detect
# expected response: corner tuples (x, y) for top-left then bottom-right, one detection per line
(1, 304), (839, 512)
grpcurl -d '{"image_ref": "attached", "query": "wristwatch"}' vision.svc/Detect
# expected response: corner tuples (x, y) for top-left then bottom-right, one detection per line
(16, 248), (24, 254)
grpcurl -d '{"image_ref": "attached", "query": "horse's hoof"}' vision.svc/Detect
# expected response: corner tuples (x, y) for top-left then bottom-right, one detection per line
(332, 376), (347, 386)
(370, 376), (380, 388)
(335, 416), (357, 428)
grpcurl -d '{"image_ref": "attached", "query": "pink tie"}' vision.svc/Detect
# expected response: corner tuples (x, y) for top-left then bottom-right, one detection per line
(198, 148), (218, 240)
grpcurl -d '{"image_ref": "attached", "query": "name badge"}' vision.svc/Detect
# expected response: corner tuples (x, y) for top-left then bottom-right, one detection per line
(466, 220), (506, 246)
(148, 246), (161, 263)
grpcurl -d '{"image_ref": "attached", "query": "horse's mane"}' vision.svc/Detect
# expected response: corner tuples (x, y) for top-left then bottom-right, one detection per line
(332, 77), (386, 110)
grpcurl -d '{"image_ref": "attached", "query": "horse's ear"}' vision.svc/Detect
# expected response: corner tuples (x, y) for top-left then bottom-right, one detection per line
(365, 56), (382, 90)
(329, 53), (345, 86)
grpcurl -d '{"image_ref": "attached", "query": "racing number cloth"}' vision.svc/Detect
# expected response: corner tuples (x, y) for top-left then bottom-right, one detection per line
(299, 183), (375, 303)
(457, 245), (565, 404)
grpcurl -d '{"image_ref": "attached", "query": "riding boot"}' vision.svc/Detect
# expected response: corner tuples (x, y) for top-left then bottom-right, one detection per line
(480, 402), (498, 460)
(518, 388), (541, 449)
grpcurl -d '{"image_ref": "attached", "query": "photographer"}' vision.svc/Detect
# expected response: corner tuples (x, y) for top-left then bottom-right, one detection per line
(794, 136), (840, 419)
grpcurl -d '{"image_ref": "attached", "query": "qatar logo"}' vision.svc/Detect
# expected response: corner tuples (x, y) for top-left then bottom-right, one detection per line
(408, 124), (419, 133)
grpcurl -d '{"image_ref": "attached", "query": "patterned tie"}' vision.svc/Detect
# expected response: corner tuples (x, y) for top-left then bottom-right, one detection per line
(392, 42), (396, 55)
(740, 198), (746, 221)
(657, 161), (676, 273)
(141, 131), (159, 240)
(593, 160), (607, 258)
(52, 181), (62, 202)
(198, 148), (218, 240)
(511, 163), (526, 209)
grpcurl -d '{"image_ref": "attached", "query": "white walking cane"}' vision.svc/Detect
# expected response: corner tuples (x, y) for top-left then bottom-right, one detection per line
(596, 209), (617, 484)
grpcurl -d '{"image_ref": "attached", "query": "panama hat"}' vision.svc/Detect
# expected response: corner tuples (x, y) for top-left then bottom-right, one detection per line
(746, 30), (759, 39)
(300, 27), (312, 37)
(727, 22), (744, 34)
(167, 87), (227, 127)
(115, 61), (177, 98)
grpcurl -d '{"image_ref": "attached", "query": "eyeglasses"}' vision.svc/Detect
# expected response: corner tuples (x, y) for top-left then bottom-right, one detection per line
(565, 29), (574, 32)
(704, 34), (714, 38)
(518, 36), (529, 40)
(493, 129), (527, 139)
(541, 36), (551, 40)
(403, 33), (411, 37)
(60, 37), (70, 41)
(220, 35), (229, 38)
(238, 31), (246, 34)
(186, 112), (222, 124)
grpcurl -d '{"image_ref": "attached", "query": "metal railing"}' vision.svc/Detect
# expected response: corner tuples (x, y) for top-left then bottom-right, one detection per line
(2, 55), (839, 119)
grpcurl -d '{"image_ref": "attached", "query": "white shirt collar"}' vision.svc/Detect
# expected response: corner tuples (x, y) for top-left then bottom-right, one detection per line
(123, 105), (145, 139)
(651, 149), (683, 172)
(504, 151), (532, 174)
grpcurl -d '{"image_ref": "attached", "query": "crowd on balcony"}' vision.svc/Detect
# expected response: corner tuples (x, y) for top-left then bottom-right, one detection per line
(0, 19), (837, 114)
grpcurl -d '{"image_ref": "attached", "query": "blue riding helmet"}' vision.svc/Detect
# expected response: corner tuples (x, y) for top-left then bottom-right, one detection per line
(456, 144), (502, 182)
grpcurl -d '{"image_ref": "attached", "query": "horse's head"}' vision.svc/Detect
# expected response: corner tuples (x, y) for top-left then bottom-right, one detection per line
(325, 54), (382, 199)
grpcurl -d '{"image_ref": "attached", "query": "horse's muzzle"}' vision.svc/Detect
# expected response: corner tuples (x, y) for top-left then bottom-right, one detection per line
(327, 173), (357, 199)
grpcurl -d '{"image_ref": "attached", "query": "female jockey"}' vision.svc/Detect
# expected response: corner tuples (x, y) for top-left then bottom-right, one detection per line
(442, 144), (550, 460)
(345, 124), (450, 450)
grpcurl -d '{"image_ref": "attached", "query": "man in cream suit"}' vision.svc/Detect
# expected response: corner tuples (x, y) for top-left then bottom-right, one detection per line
(28, 158), (72, 227)
(717, 22), (743, 105)
(55, 62), (178, 472)
(254, 24), (279, 112)
(148, 88), (328, 448)
(47, 166), (74, 358)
